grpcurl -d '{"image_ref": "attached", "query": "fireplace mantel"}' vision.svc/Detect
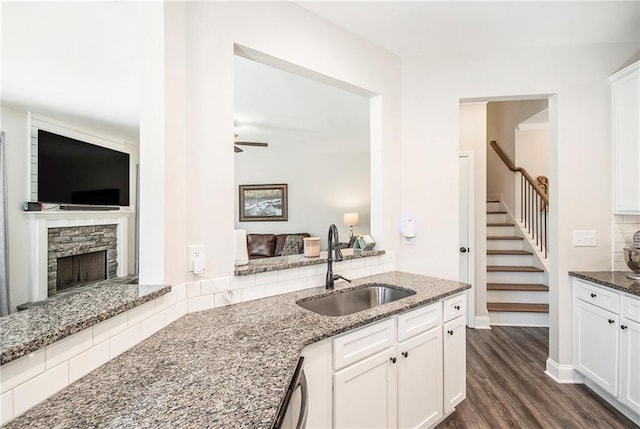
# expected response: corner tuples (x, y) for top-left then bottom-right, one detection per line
(25, 210), (135, 302)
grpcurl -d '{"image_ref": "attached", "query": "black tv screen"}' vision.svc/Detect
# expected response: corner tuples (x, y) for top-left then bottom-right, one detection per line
(37, 130), (130, 206)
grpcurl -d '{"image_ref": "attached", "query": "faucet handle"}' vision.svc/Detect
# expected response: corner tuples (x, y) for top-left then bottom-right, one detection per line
(333, 274), (351, 283)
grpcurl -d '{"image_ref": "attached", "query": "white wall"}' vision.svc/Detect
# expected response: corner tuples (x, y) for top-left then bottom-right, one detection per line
(459, 103), (489, 326)
(401, 43), (638, 373)
(487, 100), (548, 215)
(158, 2), (402, 286)
(234, 151), (370, 248)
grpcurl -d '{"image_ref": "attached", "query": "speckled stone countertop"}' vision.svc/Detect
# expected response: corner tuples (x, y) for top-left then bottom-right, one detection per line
(0, 279), (171, 365)
(569, 271), (640, 297)
(3, 271), (469, 429)
(234, 248), (385, 275)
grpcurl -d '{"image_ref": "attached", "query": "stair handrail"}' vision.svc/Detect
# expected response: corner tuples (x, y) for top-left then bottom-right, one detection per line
(490, 140), (548, 258)
(489, 140), (548, 204)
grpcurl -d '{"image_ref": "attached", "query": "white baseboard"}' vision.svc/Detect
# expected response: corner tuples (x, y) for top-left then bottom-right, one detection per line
(474, 316), (492, 329)
(544, 358), (583, 384)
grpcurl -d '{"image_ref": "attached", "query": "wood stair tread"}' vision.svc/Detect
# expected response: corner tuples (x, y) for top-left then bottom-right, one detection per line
(487, 222), (515, 227)
(487, 199), (500, 203)
(487, 302), (549, 313)
(487, 236), (524, 240)
(487, 250), (533, 255)
(487, 265), (544, 272)
(487, 283), (549, 291)
(487, 211), (507, 214)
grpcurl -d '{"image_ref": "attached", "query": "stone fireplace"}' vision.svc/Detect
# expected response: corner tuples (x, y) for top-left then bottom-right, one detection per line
(47, 225), (118, 296)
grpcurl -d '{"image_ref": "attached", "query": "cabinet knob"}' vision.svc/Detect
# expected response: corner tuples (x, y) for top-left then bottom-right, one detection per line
(608, 319), (615, 324)
(590, 293), (597, 298)
(402, 351), (408, 358)
(390, 357), (397, 364)
(459, 247), (468, 253)
(621, 325), (628, 330)
(454, 305), (461, 311)
(448, 330), (454, 336)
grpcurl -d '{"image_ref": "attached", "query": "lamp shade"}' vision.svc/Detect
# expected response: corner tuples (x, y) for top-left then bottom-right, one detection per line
(343, 212), (360, 227)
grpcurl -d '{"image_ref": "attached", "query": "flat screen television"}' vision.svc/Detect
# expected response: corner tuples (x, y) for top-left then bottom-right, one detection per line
(37, 130), (130, 207)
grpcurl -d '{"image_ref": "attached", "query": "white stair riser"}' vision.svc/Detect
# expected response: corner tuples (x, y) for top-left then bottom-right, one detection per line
(486, 202), (501, 212)
(487, 213), (507, 223)
(487, 290), (549, 304)
(486, 226), (516, 235)
(489, 312), (549, 327)
(487, 254), (534, 266)
(487, 240), (524, 251)
(487, 271), (544, 284)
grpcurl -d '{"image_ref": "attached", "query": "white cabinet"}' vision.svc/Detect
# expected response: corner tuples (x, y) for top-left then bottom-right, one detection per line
(443, 315), (466, 412)
(332, 294), (466, 429)
(573, 279), (640, 425)
(398, 328), (443, 428)
(620, 296), (640, 413)
(610, 60), (640, 214)
(334, 348), (397, 428)
(574, 299), (619, 395)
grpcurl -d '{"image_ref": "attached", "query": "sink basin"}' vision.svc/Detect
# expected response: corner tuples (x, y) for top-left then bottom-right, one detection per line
(297, 284), (415, 317)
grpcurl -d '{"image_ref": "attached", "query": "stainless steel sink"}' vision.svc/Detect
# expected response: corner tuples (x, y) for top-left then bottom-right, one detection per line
(297, 284), (415, 317)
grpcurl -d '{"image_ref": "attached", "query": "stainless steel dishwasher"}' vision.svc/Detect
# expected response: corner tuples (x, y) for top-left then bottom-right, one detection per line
(273, 357), (309, 429)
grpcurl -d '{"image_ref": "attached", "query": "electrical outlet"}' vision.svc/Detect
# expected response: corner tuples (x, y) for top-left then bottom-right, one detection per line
(573, 230), (597, 247)
(188, 244), (205, 271)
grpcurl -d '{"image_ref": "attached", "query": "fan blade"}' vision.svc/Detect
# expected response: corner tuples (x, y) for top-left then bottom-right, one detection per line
(234, 141), (268, 147)
(234, 145), (243, 153)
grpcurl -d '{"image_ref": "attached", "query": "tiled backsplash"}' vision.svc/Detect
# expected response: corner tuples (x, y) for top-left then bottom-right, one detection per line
(613, 215), (640, 271)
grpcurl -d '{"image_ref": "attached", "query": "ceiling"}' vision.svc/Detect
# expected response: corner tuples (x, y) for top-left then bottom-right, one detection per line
(234, 55), (370, 154)
(299, 1), (640, 56)
(2, 2), (639, 142)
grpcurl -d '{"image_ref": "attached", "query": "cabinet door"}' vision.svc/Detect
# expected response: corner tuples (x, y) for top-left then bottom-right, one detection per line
(334, 347), (397, 429)
(611, 62), (640, 214)
(443, 316), (466, 413)
(398, 328), (443, 429)
(574, 300), (619, 395)
(619, 317), (640, 413)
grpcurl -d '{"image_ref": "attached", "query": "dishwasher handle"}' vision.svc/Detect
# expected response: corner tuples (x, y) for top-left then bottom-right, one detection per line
(273, 357), (308, 429)
(296, 369), (308, 429)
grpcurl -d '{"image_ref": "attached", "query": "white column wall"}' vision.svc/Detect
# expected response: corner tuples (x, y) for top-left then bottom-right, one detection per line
(400, 43), (638, 372)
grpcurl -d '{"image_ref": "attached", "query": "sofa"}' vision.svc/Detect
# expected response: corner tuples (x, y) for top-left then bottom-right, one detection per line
(247, 233), (311, 259)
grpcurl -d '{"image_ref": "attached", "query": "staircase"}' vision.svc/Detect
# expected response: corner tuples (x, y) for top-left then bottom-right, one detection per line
(486, 200), (549, 326)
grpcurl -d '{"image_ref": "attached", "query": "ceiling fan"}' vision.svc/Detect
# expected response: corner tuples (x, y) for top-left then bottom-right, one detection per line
(234, 134), (268, 153)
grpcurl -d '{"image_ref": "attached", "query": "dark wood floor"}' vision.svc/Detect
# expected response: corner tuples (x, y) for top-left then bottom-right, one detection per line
(437, 326), (639, 429)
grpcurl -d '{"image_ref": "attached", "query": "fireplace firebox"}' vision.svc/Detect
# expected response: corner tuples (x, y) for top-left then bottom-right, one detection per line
(56, 250), (107, 291)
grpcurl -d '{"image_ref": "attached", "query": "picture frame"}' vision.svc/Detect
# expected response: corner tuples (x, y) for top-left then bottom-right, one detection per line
(239, 184), (288, 222)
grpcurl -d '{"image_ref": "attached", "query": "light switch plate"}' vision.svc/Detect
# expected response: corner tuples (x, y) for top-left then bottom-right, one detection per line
(573, 230), (597, 247)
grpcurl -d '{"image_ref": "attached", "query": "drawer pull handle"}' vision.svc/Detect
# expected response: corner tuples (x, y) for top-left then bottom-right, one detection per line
(448, 330), (454, 336)
(590, 293), (597, 298)
(621, 325), (628, 330)
(454, 305), (461, 310)
(402, 351), (409, 358)
(608, 319), (615, 324)
(390, 357), (397, 364)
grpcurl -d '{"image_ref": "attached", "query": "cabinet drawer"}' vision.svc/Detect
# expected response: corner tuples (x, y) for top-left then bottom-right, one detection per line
(575, 280), (620, 313)
(443, 293), (467, 322)
(622, 295), (640, 323)
(333, 318), (395, 370)
(397, 302), (441, 342)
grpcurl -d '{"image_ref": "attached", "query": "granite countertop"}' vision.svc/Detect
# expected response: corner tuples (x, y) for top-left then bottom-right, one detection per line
(569, 271), (640, 297)
(3, 271), (469, 429)
(234, 248), (385, 275)
(0, 279), (171, 365)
